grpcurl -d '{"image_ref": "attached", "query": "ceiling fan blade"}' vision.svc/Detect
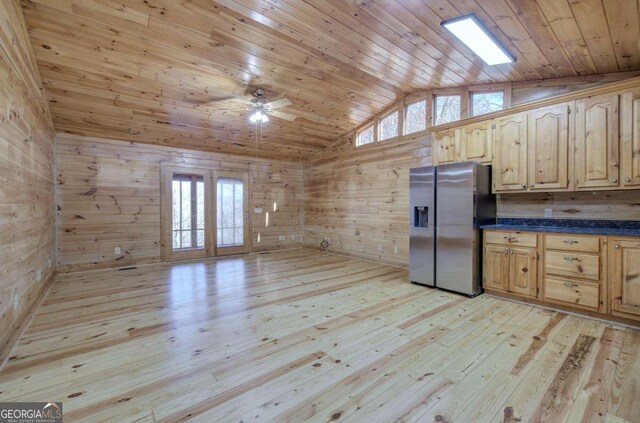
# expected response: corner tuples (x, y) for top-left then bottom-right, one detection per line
(269, 110), (296, 121)
(264, 97), (293, 109)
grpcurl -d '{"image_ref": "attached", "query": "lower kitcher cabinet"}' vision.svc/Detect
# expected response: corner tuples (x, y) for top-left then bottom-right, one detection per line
(610, 238), (640, 320)
(483, 244), (538, 298)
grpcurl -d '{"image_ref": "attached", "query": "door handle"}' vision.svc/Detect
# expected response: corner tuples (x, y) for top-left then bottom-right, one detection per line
(563, 257), (579, 261)
(563, 282), (579, 287)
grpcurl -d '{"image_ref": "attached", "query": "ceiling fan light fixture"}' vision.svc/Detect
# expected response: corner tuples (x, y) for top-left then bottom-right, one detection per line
(250, 109), (269, 123)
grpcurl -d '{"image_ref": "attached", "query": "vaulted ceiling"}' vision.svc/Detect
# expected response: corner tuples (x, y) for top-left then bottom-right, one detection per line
(21, 0), (640, 161)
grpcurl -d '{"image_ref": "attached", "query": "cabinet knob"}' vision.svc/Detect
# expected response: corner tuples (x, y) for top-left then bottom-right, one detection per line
(615, 245), (621, 249)
(521, 185), (527, 189)
(504, 249), (509, 254)
(611, 178), (618, 183)
(625, 178), (631, 182)
(510, 250), (514, 255)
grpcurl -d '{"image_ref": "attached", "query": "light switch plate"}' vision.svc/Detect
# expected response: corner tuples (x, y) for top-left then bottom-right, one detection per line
(115, 246), (122, 255)
(544, 208), (552, 218)
(254, 207), (263, 213)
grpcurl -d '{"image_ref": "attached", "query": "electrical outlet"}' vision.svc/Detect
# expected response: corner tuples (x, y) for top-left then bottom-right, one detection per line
(291, 234), (295, 240)
(48, 258), (52, 268)
(378, 244), (382, 252)
(278, 235), (285, 241)
(544, 208), (553, 218)
(394, 245), (399, 254)
(254, 207), (263, 214)
(114, 246), (122, 255)
(37, 269), (42, 283)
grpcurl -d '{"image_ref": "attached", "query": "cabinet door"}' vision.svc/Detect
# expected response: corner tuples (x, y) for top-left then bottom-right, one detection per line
(483, 244), (509, 292)
(528, 103), (572, 191)
(509, 247), (538, 298)
(620, 92), (640, 187)
(460, 121), (492, 163)
(433, 129), (459, 164)
(610, 239), (640, 319)
(493, 113), (528, 192)
(575, 94), (620, 189)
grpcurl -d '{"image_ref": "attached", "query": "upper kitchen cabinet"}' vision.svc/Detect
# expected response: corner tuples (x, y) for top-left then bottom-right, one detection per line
(620, 91), (640, 187)
(433, 128), (460, 164)
(575, 94), (620, 190)
(492, 113), (528, 192)
(460, 121), (492, 164)
(433, 120), (492, 165)
(527, 103), (573, 191)
(430, 79), (640, 194)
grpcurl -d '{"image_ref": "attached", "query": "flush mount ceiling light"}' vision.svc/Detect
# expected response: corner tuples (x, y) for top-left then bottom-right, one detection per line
(442, 15), (515, 66)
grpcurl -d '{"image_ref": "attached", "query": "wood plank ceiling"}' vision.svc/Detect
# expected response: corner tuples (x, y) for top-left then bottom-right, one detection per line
(20, 0), (640, 161)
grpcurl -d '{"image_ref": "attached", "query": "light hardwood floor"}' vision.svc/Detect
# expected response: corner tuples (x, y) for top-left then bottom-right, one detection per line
(0, 249), (638, 422)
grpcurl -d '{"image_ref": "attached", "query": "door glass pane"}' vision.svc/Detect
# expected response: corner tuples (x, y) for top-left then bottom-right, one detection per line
(217, 177), (244, 247)
(172, 174), (205, 250)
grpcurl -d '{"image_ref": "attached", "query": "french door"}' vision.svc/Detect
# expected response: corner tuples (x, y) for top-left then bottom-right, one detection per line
(161, 164), (249, 261)
(215, 172), (250, 256)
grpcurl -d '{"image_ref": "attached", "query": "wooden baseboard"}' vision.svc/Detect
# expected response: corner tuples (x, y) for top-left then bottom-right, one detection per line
(0, 272), (56, 371)
(485, 289), (640, 328)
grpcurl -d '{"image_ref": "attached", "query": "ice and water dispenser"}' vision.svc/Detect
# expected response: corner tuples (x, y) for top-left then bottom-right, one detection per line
(414, 206), (429, 228)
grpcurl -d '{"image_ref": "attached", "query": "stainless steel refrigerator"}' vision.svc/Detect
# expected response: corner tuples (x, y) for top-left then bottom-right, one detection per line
(409, 162), (495, 296)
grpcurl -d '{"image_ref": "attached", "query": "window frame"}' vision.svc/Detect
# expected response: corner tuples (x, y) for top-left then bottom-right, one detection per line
(469, 89), (506, 117)
(161, 164), (214, 262)
(171, 173), (206, 251)
(377, 107), (401, 142)
(214, 171), (250, 256)
(403, 98), (428, 135)
(433, 93), (463, 126)
(356, 123), (376, 147)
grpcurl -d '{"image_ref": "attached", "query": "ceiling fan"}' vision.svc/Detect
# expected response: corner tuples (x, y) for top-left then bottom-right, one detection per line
(248, 87), (296, 123)
(202, 87), (297, 123)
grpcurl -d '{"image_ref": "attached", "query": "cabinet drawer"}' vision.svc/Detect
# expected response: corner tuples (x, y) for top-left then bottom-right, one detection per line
(544, 277), (600, 310)
(545, 234), (600, 253)
(485, 231), (537, 247)
(545, 251), (600, 280)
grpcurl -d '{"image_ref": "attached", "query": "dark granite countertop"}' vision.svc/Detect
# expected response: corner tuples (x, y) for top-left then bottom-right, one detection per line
(481, 218), (640, 237)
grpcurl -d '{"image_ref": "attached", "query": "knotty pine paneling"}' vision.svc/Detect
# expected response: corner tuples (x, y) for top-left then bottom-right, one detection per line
(498, 191), (640, 220)
(0, 0), (56, 364)
(305, 134), (640, 269)
(304, 132), (431, 267)
(56, 134), (303, 272)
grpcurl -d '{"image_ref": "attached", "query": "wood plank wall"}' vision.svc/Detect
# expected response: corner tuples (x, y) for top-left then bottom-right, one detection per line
(498, 191), (640, 220)
(304, 133), (431, 267)
(0, 0), (56, 363)
(56, 134), (303, 272)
